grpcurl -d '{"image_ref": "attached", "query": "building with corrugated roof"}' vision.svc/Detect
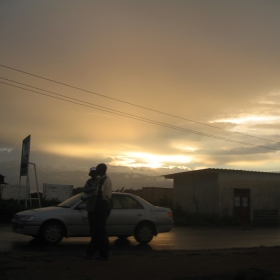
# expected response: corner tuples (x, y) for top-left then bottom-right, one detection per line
(164, 168), (280, 224)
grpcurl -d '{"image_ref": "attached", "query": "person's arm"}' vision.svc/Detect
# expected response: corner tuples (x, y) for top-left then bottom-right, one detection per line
(101, 177), (112, 201)
(82, 179), (98, 195)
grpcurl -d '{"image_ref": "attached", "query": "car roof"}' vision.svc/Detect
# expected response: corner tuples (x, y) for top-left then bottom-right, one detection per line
(112, 192), (135, 196)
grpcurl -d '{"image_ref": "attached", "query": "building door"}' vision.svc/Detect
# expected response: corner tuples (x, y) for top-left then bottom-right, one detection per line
(234, 188), (250, 224)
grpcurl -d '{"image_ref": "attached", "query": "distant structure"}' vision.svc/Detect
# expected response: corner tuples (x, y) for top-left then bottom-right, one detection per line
(164, 168), (280, 224)
(43, 183), (73, 202)
(0, 174), (8, 185)
(124, 186), (173, 205)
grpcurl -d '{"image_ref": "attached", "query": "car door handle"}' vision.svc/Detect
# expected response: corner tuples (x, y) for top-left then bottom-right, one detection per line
(137, 214), (143, 216)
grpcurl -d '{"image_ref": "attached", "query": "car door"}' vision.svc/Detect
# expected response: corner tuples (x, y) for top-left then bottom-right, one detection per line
(106, 194), (146, 235)
(68, 200), (90, 236)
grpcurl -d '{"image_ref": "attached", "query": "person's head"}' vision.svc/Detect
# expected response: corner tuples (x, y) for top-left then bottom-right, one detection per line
(96, 163), (107, 176)
(88, 166), (97, 178)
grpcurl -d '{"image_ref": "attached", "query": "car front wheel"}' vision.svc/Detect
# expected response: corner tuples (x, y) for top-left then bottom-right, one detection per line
(40, 221), (64, 244)
(134, 222), (154, 244)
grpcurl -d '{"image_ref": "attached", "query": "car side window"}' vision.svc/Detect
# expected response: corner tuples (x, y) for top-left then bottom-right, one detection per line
(80, 200), (87, 207)
(112, 195), (143, 210)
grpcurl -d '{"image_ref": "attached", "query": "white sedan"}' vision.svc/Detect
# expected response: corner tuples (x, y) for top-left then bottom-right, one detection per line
(12, 192), (173, 244)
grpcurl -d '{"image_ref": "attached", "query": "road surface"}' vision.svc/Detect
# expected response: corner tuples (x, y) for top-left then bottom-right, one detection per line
(1, 224), (280, 253)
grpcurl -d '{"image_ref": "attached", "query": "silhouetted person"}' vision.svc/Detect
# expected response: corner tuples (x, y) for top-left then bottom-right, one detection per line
(85, 163), (112, 260)
(82, 166), (99, 259)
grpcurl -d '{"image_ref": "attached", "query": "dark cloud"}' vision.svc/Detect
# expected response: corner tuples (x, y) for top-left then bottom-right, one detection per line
(199, 141), (280, 156)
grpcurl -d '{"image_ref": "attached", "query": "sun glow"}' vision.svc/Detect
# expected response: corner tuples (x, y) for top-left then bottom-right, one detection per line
(111, 152), (193, 169)
(41, 145), (193, 169)
(213, 115), (279, 125)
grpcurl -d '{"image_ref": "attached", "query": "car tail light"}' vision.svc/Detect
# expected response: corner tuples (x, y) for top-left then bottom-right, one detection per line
(167, 212), (173, 218)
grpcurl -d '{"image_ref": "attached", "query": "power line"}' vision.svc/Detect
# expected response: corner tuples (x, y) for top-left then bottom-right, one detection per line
(0, 63), (276, 143)
(1, 79), (279, 151)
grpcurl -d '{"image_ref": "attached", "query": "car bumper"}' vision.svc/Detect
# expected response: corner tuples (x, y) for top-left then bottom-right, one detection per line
(156, 223), (173, 234)
(12, 221), (41, 236)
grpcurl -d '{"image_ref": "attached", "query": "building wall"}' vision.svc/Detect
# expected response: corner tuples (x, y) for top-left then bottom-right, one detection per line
(218, 171), (280, 219)
(173, 173), (219, 213)
(125, 187), (173, 204)
(125, 188), (143, 197)
(168, 169), (280, 221)
(141, 187), (173, 204)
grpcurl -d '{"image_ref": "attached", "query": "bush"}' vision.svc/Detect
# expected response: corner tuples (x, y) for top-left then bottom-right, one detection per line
(0, 200), (26, 223)
(0, 198), (60, 224)
(1, 197), (241, 227)
(172, 203), (241, 227)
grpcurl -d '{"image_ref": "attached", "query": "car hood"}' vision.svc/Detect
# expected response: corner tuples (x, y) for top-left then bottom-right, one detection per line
(16, 206), (68, 216)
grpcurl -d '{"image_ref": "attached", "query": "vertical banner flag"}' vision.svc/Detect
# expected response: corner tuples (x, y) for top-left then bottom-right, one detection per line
(20, 135), (31, 176)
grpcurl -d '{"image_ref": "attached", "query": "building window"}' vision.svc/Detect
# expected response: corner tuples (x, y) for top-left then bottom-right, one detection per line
(234, 197), (240, 207)
(253, 210), (278, 225)
(242, 197), (248, 207)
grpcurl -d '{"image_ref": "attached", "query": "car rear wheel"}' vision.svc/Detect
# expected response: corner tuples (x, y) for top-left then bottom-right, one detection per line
(134, 222), (154, 244)
(40, 221), (64, 244)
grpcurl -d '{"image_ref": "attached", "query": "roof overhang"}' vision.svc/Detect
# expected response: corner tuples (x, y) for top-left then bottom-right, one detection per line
(163, 168), (280, 179)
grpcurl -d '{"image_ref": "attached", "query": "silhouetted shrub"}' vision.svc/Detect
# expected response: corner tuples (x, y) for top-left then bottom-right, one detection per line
(172, 202), (241, 226)
(0, 198), (60, 224)
(0, 200), (26, 223)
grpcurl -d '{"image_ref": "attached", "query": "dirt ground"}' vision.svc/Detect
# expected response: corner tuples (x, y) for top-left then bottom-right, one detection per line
(1, 247), (280, 280)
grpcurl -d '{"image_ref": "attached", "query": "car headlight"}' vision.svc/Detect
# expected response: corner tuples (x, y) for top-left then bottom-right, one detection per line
(19, 215), (35, 221)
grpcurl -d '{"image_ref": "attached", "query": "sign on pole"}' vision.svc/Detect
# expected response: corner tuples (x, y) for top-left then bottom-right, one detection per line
(18, 135), (41, 208)
(20, 135), (31, 176)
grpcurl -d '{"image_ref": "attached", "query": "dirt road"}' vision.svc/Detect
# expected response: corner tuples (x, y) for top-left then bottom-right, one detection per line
(1, 247), (280, 280)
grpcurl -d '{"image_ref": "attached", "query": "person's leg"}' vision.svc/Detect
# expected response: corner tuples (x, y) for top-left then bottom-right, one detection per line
(98, 216), (108, 258)
(86, 211), (98, 257)
(96, 201), (111, 259)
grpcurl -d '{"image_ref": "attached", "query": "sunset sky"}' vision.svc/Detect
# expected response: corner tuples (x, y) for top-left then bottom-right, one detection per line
(1, 1), (280, 190)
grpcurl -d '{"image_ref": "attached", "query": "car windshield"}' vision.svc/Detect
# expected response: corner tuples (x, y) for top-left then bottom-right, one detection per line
(133, 195), (153, 206)
(57, 193), (86, 208)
